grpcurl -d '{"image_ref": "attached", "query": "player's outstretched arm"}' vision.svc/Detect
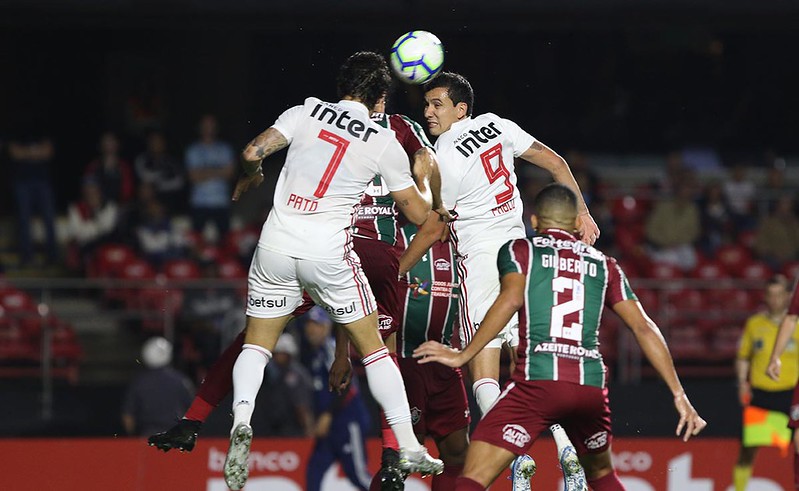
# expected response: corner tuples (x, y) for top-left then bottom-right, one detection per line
(232, 127), (289, 201)
(613, 299), (707, 441)
(411, 147), (453, 221)
(767, 313), (799, 381)
(414, 272), (525, 367)
(519, 141), (599, 245)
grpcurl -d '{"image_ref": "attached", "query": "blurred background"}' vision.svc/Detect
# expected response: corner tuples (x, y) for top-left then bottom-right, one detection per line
(1, 0), (798, 488)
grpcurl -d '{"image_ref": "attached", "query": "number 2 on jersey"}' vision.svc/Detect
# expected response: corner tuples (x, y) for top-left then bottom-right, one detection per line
(550, 276), (584, 342)
(479, 143), (514, 205)
(314, 130), (350, 198)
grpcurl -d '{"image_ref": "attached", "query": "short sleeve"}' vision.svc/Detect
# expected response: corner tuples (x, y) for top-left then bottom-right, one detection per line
(604, 257), (638, 307)
(499, 117), (536, 158)
(377, 139), (415, 192)
(737, 320), (753, 359)
(497, 239), (532, 278)
(270, 104), (305, 144)
(392, 115), (433, 158)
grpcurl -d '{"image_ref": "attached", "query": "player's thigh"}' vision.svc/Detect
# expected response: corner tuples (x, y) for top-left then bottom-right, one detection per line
(423, 363), (471, 443)
(458, 250), (517, 349)
(436, 426), (470, 465)
(297, 254), (377, 325)
(557, 384), (614, 457)
(243, 314), (294, 350)
(353, 237), (402, 337)
(246, 247), (304, 318)
(462, 440), (516, 487)
(339, 311), (384, 357)
(468, 345), (502, 382)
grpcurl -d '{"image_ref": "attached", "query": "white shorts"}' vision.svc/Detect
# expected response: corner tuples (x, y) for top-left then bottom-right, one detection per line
(456, 247), (518, 349)
(246, 246), (376, 324)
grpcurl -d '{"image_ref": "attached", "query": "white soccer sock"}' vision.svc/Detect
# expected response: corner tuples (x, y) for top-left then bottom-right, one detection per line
(473, 378), (501, 417)
(231, 343), (272, 431)
(362, 347), (422, 452)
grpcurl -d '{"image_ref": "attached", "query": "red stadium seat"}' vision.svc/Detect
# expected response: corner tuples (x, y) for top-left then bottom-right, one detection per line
(739, 262), (773, 281)
(112, 258), (157, 306)
(710, 325), (742, 361)
(650, 262), (683, 280)
(88, 243), (138, 278)
(692, 259), (728, 280)
(223, 227), (260, 259)
(218, 258), (247, 280)
(782, 261), (799, 282)
(715, 244), (752, 273)
(162, 259), (201, 281)
(667, 326), (708, 360)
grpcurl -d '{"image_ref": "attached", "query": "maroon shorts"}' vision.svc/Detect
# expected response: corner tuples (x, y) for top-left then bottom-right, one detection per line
(472, 379), (612, 456)
(398, 356), (470, 439)
(353, 237), (402, 339)
(790, 383), (799, 429)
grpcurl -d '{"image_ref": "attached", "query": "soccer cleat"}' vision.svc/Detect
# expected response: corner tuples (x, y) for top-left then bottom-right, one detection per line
(509, 454), (537, 491)
(398, 447), (444, 477)
(224, 423), (253, 491)
(148, 419), (202, 452)
(550, 424), (587, 491)
(379, 448), (408, 491)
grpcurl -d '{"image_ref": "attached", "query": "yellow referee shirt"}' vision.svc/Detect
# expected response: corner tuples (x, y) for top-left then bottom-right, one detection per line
(738, 312), (799, 391)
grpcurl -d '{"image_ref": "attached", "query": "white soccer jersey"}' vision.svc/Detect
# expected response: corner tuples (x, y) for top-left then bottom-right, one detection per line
(434, 113), (536, 254)
(259, 98), (415, 260)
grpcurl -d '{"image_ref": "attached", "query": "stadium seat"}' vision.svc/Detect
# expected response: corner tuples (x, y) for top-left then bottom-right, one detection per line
(223, 227), (260, 260)
(650, 262), (682, 280)
(88, 243), (138, 279)
(691, 259), (728, 280)
(710, 325), (742, 361)
(217, 257), (247, 280)
(113, 258), (157, 307)
(667, 326), (708, 360)
(162, 259), (201, 281)
(782, 261), (799, 281)
(612, 195), (648, 224)
(715, 244), (752, 273)
(739, 261), (773, 281)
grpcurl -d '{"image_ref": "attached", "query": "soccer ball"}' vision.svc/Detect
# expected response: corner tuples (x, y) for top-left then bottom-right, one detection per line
(389, 31), (444, 84)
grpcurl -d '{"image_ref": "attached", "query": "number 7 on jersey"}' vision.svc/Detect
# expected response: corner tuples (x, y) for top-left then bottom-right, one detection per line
(314, 130), (350, 198)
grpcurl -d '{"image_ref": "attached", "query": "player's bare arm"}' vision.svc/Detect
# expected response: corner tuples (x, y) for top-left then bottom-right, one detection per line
(413, 272), (525, 367)
(735, 357), (752, 405)
(232, 127), (289, 201)
(398, 214), (447, 276)
(411, 147), (453, 221)
(613, 299), (707, 441)
(519, 141), (600, 245)
(329, 325), (353, 394)
(766, 313), (798, 380)
(391, 185), (432, 226)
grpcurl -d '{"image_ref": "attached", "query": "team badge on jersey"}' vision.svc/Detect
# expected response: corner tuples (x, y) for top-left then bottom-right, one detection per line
(410, 407), (422, 426)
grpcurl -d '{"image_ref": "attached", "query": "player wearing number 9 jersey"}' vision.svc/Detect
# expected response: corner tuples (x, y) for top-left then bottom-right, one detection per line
(419, 72), (601, 424)
(221, 52), (443, 491)
(413, 184), (707, 491)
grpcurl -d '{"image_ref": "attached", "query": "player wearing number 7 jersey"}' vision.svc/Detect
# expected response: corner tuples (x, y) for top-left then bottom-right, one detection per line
(221, 52), (444, 490)
(413, 184), (707, 491)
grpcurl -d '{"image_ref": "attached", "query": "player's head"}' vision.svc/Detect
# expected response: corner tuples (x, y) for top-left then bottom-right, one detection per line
(423, 72), (474, 136)
(531, 183), (579, 233)
(764, 274), (790, 315)
(337, 51), (392, 112)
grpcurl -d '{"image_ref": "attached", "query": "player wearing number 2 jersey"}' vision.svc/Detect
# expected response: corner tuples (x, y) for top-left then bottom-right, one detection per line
(220, 52), (443, 490)
(414, 184), (707, 491)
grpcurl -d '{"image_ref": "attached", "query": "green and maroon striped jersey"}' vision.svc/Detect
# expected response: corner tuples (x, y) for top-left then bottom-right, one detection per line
(497, 228), (637, 388)
(351, 114), (432, 245)
(397, 223), (460, 358)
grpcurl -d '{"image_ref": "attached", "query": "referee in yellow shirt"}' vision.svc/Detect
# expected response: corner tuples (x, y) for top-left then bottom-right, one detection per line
(735, 274), (799, 491)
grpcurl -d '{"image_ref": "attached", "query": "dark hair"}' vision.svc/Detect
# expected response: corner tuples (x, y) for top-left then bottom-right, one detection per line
(767, 274), (789, 290)
(424, 72), (474, 116)
(533, 183), (578, 217)
(336, 51), (392, 111)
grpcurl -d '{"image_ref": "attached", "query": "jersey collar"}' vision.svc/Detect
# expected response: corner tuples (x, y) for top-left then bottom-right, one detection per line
(444, 116), (472, 136)
(337, 99), (370, 116)
(541, 228), (579, 241)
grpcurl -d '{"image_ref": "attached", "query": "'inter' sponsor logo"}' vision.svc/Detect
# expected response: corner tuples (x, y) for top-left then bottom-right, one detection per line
(248, 296), (287, 309)
(454, 122), (502, 157)
(310, 103), (379, 142)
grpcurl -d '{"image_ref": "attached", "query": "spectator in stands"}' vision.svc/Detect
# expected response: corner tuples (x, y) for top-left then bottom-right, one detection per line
(84, 131), (135, 206)
(185, 115), (235, 242)
(256, 333), (314, 437)
(753, 196), (799, 269)
(179, 258), (241, 375)
(134, 131), (186, 214)
(723, 163), (756, 231)
(133, 183), (187, 268)
(66, 177), (120, 271)
(698, 180), (733, 254)
(644, 180), (700, 271)
(122, 336), (194, 436)
(8, 123), (59, 266)
(760, 161), (790, 215)
(303, 307), (372, 491)
(734, 275), (798, 491)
